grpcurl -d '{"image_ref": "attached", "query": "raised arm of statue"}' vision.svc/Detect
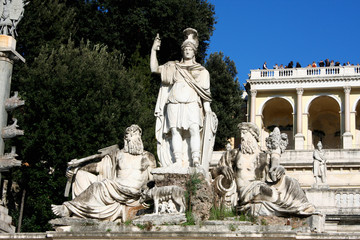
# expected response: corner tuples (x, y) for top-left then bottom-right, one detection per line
(150, 33), (161, 73)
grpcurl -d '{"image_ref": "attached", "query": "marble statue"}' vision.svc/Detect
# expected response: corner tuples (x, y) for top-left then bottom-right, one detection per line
(265, 127), (288, 172)
(167, 199), (177, 214)
(150, 28), (217, 170)
(212, 144), (238, 209)
(225, 142), (232, 151)
(0, 0), (25, 37)
(140, 185), (186, 214)
(313, 141), (327, 184)
(212, 122), (315, 217)
(51, 125), (156, 222)
(159, 202), (167, 214)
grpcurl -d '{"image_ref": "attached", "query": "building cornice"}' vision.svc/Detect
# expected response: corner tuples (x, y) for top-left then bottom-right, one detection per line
(247, 66), (360, 91)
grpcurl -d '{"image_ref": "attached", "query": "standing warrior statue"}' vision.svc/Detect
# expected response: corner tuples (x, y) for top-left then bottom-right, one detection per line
(150, 28), (217, 169)
(313, 141), (327, 184)
(0, 0), (25, 38)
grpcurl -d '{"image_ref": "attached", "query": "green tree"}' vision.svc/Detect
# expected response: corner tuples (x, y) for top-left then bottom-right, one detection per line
(7, 0), (217, 232)
(10, 40), (154, 232)
(205, 52), (244, 150)
(67, 0), (216, 64)
(16, 0), (76, 63)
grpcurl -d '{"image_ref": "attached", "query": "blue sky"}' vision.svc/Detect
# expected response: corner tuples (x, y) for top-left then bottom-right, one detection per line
(207, 0), (360, 87)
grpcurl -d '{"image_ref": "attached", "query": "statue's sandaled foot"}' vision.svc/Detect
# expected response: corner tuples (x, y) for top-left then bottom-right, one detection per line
(51, 204), (70, 217)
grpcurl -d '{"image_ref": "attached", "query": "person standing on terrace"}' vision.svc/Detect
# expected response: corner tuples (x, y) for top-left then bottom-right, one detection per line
(325, 59), (330, 67)
(263, 62), (268, 69)
(287, 61), (293, 68)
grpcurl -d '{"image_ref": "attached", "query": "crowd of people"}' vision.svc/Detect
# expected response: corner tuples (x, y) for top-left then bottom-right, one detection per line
(262, 59), (359, 70)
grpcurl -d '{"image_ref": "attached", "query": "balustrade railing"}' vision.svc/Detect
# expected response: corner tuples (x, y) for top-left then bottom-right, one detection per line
(251, 66), (360, 80)
(279, 69), (293, 77)
(260, 70), (274, 77)
(335, 193), (360, 208)
(307, 69), (321, 76)
(325, 68), (340, 75)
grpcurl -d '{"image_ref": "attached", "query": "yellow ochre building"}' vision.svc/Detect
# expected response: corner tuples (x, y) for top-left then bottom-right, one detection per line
(245, 65), (360, 150)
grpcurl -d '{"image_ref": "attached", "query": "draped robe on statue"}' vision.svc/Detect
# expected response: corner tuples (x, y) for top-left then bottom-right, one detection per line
(313, 149), (326, 179)
(213, 148), (315, 217)
(154, 60), (212, 167)
(63, 150), (155, 221)
(239, 176), (315, 217)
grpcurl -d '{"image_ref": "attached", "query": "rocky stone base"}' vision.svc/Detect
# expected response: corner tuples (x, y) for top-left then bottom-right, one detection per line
(152, 166), (214, 223)
(132, 213), (186, 225)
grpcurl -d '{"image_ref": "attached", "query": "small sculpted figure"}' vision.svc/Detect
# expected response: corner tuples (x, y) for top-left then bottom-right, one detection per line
(159, 202), (167, 214)
(0, 146), (21, 170)
(140, 185), (185, 214)
(2, 118), (24, 139)
(51, 125), (156, 222)
(212, 122), (315, 217)
(0, 0), (25, 37)
(150, 28), (217, 169)
(313, 141), (327, 184)
(167, 199), (177, 214)
(265, 127), (288, 174)
(212, 143), (238, 208)
(140, 185), (186, 214)
(5, 91), (25, 111)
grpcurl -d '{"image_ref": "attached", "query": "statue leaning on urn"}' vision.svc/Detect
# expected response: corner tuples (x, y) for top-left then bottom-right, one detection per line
(150, 28), (217, 171)
(51, 125), (156, 222)
(211, 123), (316, 217)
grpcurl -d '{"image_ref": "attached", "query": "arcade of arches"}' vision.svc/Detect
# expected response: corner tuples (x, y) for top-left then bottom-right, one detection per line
(251, 91), (360, 150)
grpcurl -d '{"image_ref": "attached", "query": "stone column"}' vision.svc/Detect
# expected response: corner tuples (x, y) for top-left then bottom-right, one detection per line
(0, 36), (24, 154)
(343, 86), (353, 149)
(0, 59), (11, 154)
(295, 88), (305, 150)
(250, 89), (257, 123)
(0, 36), (24, 234)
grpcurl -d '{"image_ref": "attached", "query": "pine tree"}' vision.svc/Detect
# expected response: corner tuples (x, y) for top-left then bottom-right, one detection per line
(67, 0), (216, 64)
(7, 0), (218, 231)
(205, 52), (244, 150)
(10, 40), (154, 232)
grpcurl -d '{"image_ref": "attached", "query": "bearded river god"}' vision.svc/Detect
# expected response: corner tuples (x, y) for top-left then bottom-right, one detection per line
(151, 28), (217, 171)
(211, 123), (316, 217)
(51, 125), (156, 222)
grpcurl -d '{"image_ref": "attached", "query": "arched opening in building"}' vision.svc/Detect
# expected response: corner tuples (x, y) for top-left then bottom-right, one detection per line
(355, 100), (360, 148)
(308, 96), (340, 149)
(262, 97), (294, 149)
